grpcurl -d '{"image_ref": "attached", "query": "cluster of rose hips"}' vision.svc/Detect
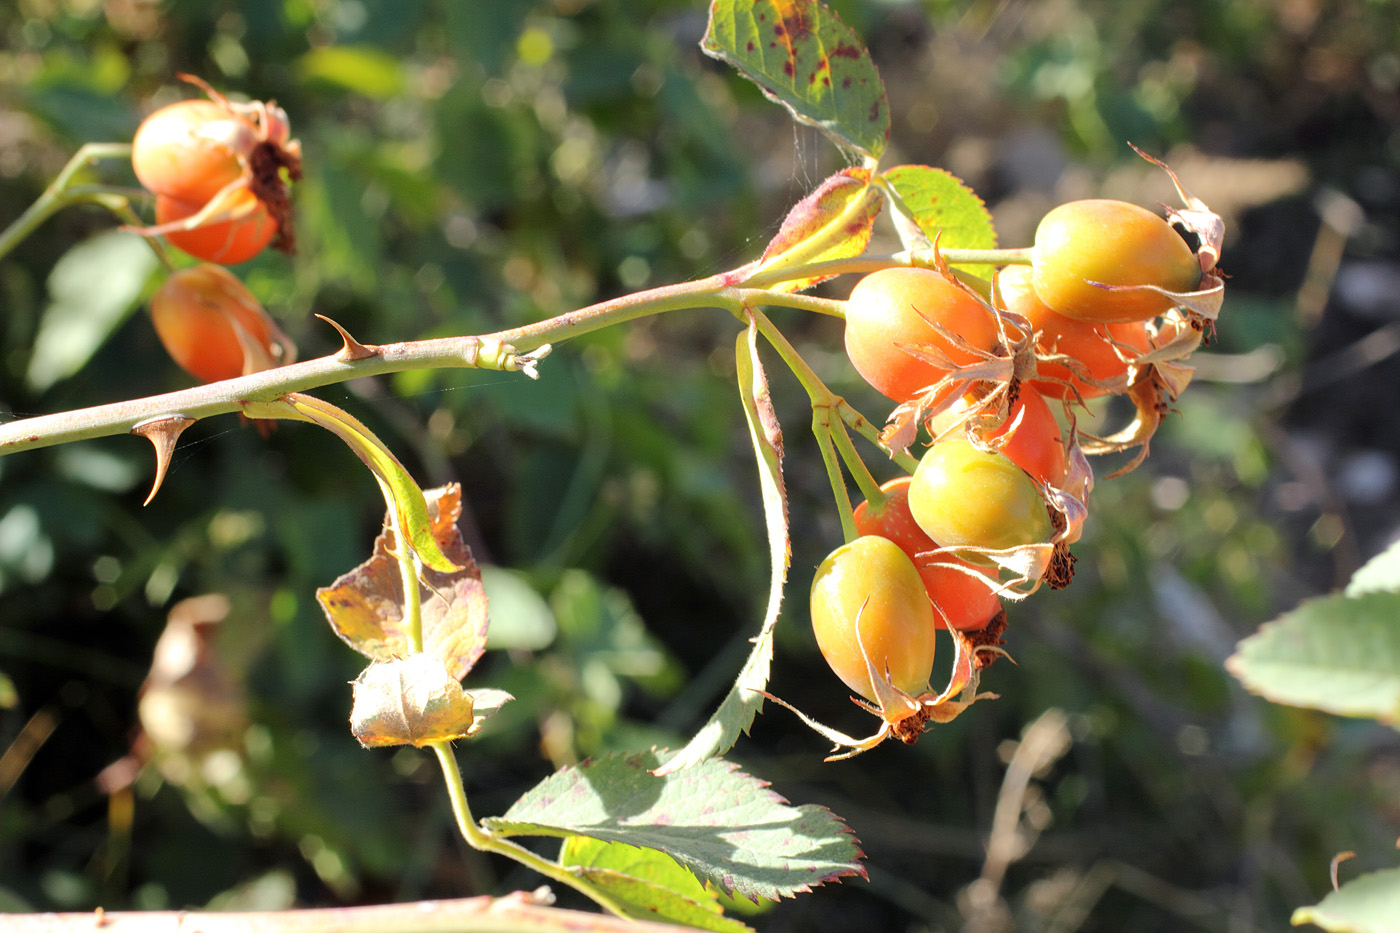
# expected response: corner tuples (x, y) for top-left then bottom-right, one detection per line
(131, 77), (300, 383)
(123, 78), (1227, 763)
(805, 177), (1224, 757)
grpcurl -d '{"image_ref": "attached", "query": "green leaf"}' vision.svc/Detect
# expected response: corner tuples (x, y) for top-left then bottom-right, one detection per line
(484, 751), (864, 902)
(560, 838), (754, 933)
(1347, 540), (1400, 597)
(656, 319), (788, 774)
(480, 565), (557, 651)
(1292, 868), (1400, 932)
(1225, 590), (1400, 724)
(756, 168), (882, 293)
(296, 46), (407, 99)
(703, 0), (888, 163)
(26, 231), (159, 392)
(880, 164), (997, 257)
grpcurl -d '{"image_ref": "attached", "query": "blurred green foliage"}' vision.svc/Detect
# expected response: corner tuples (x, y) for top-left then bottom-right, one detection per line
(2, 0), (1399, 929)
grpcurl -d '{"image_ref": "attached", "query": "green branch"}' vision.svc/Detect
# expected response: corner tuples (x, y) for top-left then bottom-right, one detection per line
(431, 744), (632, 919)
(0, 143), (135, 261)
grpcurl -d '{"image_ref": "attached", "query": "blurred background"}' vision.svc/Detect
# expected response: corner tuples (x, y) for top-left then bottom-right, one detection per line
(1, 0), (1399, 929)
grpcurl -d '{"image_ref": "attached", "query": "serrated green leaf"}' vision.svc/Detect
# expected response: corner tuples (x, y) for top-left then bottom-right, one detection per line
(567, 866), (755, 932)
(27, 231), (159, 392)
(755, 168), (881, 293)
(561, 838), (754, 933)
(656, 319), (788, 774)
(1347, 540), (1400, 597)
(1225, 590), (1400, 723)
(703, 0), (888, 163)
(880, 164), (997, 258)
(1292, 868), (1400, 932)
(484, 751), (864, 902)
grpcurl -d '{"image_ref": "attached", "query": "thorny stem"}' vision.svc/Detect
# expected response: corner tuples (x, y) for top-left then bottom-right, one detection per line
(0, 252), (933, 458)
(431, 743), (632, 919)
(0, 143), (136, 261)
(0, 336), (535, 455)
(480, 271), (740, 352)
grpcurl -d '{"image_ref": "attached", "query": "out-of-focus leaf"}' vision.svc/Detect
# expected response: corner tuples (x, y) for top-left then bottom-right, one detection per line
(703, 0), (888, 163)
(1347, 539), (1400, 597)
(484, 751), (864, 901)
(1226, 590), (1400, 724)
(317, 484), (487, 679)
(297, 46), (407, 99)
(26, 231), (159, 392)
(298, 162), (382, 291)
(560, 837), (754, 933)
(0, 887), (33, 912)
(354, 146), (444, 229)
(54, 444), (142, 494)
(1291, 868), (1400, 932)
(24, 86), (136, 141)
(136, 595), (250, 787)
(432, 89), (543, 212)
(756, 168), (880, 292)
(651, 319), (787, 775)
(204, 870), (297, 911)
(880, 164), (997, 257)
(550, 569), (682, 698)
(480, 565), (557, 651)
(444, 0), (530, 73)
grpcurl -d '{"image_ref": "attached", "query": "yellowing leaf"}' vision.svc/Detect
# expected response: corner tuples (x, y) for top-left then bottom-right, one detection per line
(350, 655), (477, 747)
(317, 484), (489, 682)
(756, 168), (881, 293)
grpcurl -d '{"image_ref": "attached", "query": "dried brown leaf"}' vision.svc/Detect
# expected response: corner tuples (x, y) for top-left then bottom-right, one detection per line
(316, 483), (488, 682)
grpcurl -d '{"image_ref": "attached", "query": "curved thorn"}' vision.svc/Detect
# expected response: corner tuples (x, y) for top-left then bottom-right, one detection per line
(131, 415), (195, 506)
(315, 314), (380, 361)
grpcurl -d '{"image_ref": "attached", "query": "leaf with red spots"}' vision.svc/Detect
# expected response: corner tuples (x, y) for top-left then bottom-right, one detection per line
(704, 0), (888, 163)
(316, 483), (489, 683)
(881, 164), (998, 261)
(483, 750), (866, 902)
(756, 167), (881, 293)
